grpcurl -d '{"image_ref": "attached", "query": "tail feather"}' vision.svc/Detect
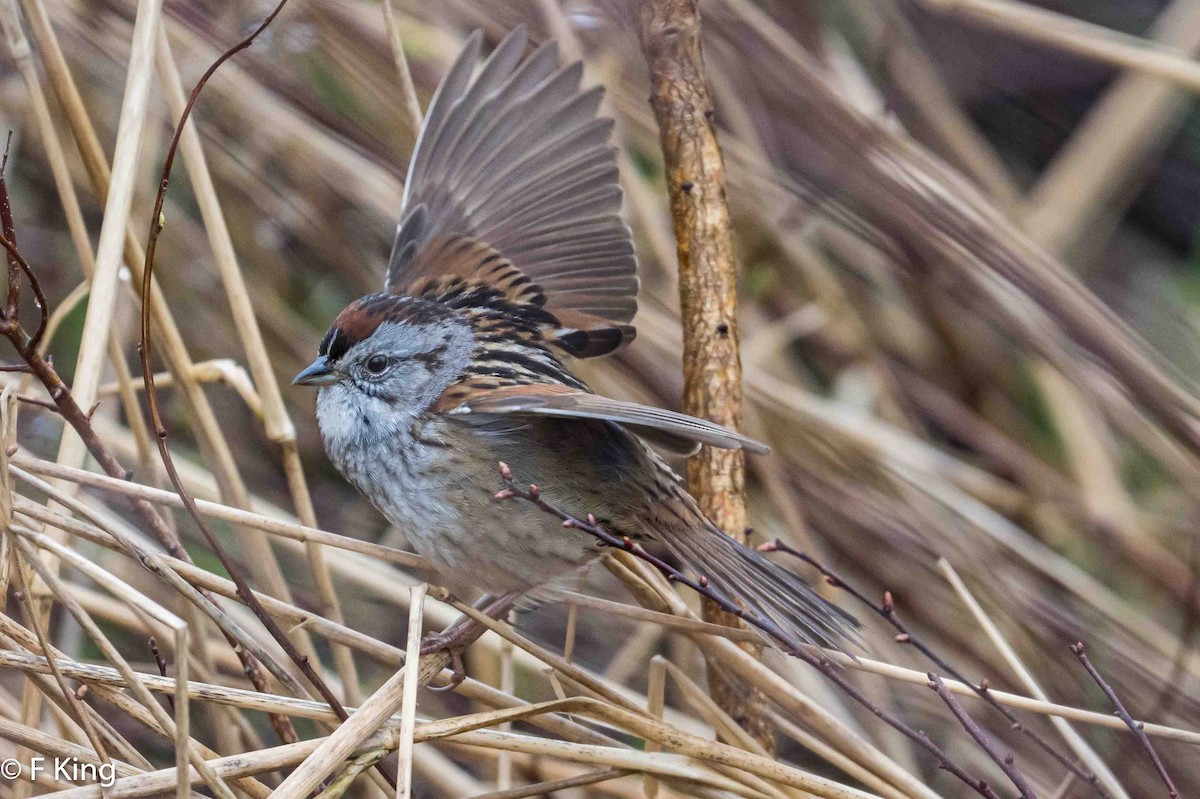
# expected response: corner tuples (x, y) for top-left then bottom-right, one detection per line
(650, 496), (858, 653)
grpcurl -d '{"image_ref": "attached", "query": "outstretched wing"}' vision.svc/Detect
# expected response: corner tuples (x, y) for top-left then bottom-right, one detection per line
(443, 383), (769, 455)
(387, 26), (638, 357)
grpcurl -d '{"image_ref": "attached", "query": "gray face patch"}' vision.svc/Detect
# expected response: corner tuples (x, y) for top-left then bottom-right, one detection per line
(341, 317), (474, 409)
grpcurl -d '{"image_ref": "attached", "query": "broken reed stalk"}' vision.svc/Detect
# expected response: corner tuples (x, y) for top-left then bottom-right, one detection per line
(638, 0), (771, 754)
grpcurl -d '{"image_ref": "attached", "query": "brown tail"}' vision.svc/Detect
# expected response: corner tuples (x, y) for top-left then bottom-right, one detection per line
(648, 493), (858, 653)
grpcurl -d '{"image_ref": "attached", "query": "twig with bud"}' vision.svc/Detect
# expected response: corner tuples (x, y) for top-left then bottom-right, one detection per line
(927, 673), (1038, 798)
(760, 538), (1109, 797)
(495, 462), (1004, 799)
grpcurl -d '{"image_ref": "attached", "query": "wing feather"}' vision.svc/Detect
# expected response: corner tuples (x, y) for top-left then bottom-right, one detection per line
(386, 26), (639, 357)
(446, 384), (770, 454)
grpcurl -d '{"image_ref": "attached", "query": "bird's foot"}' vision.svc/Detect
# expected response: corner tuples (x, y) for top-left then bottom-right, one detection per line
(416, 590), (524, 692)
(420, 625), (476, 692)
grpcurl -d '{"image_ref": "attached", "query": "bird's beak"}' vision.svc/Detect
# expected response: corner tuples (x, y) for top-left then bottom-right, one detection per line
(292, 356), (341, 387)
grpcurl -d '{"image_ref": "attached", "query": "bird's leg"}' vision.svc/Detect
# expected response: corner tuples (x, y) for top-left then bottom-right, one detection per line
(421, 591), (522, 692)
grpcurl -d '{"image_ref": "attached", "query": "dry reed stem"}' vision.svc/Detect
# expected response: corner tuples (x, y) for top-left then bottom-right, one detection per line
(53, 0), (158, 464)
(938, 559), (1130, 799)
(7, 551), (109, 768)
(920, 0), (1200, 94)
(6, 467), (304, 693)
(266, 694), (778, 799)
(0, 630), (144, 772)
(466, 768), (633, 799)
(427, 698), (877, 799)
(380, 0), (422, 137)
(0, 716), (140, 781)
(12, 0), (158, 783)
(390, 744), (658, 799)
(10, 454), (428, 569)
(141, 0), (364, 753)
(267, 642), (456, 798)
(0, 606), (272, 797)
(646, 658), (794, 799)
(604, 552), (942, 799)
(9, 458), (719, 745)
(13, 509), (419, 677)
(0, 615), (1196, 783)
(10, 481), (690, 754)
(153, 24), (363, 708)
(1017, 0), (1200, 257)
(768, 712), (914, 799)
(31, 730), (397, 799)
(14, 0), (304, 742)
(397, 583), (427, 798)
(643, 656), (667, 799)
(0, 0), (155, 473)
(45, 719), (765, 799)
(10, 536), (234, 799)
(32, 0), (271, 526)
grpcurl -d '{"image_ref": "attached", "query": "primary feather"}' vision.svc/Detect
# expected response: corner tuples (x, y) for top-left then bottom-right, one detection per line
(386, 25), (638, 357)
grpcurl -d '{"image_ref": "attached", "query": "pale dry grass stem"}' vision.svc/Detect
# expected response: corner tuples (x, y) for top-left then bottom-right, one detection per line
(0, 0), (1198, 796)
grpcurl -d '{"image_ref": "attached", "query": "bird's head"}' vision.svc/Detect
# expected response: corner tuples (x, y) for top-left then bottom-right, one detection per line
(293, 293), (474, 416)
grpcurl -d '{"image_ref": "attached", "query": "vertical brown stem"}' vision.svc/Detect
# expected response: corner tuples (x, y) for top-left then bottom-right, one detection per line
(638, 0), (772, 754)
(0, 135), (19, 320)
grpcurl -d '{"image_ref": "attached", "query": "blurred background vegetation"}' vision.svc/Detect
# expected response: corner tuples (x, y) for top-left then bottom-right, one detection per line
(4, 0), (1200, 795)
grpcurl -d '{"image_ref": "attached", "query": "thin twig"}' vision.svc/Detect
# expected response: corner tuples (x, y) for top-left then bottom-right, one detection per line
(927, 673), (1038, 798)
(761, 538), (1110, 797)
(0, 131), (19, 323)
(1071, 642), (1180, 798)
(137, 0), (349, 725)
(495, 464), (1002, 799)
(148, 637), (174, 713)
(0, 233), (47, 351)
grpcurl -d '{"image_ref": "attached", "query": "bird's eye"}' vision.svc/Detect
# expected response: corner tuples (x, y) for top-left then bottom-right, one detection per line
(365, 354), (389, 374)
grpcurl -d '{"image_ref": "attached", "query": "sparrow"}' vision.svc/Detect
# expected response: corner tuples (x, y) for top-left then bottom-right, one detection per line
(294, 26), (853, 655)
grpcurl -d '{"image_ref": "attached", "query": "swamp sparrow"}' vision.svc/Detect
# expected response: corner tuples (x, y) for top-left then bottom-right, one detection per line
(294, 27), (852, 653)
